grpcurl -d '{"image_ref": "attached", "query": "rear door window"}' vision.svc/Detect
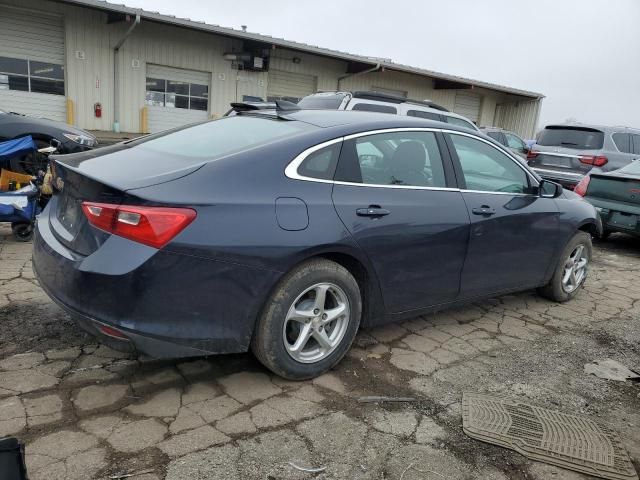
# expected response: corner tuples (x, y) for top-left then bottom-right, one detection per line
(613, 133), (631, 153)
(537, 126), (604, 150)
(407, 110), (442, 121)
(335, 131), (447, 188)
(449, 133), (530, 193)
(351, 103), (397, 114)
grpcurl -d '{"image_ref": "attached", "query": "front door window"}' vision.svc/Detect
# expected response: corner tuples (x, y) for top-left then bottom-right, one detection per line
(450, 134), (529, 194)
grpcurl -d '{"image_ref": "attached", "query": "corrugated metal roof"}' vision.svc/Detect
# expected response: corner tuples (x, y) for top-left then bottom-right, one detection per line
(55, 0), (544, 99)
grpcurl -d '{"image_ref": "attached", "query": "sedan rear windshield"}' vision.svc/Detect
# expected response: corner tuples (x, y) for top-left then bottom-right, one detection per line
(537, 126), (604, 150)
(618, 160), (640, 175)
(135, 116), (315, 160)
(297, 94), (347, 110)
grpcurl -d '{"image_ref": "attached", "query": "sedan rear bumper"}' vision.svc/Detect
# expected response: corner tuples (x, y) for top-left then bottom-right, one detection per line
(586, 197), (640, 237)
(32, 203), (281, 358)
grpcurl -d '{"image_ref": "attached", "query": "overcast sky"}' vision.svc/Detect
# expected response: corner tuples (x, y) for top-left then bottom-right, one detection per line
(126, 0), (639, 131)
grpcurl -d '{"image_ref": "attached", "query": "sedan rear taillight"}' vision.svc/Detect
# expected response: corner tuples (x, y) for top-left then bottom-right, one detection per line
(574, 176), (590, 197)
(579, 155), (608, 167)
(81, 202), (196, 248)
(526, 149), (539, 161)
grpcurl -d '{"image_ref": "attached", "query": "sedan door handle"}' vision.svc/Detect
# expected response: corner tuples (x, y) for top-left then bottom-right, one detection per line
(356, 206), (390, 217)
(471, 206), (496, 216)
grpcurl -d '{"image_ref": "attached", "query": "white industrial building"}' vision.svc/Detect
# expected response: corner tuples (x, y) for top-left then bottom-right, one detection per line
(0, 0), (544, 137)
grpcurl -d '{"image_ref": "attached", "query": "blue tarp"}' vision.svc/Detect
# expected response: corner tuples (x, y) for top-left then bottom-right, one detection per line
(0, 136), (36, 162)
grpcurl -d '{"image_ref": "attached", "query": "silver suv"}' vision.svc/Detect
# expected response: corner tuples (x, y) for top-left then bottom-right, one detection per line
(297, 91), (480, 132)
(528, 123), (640, 189)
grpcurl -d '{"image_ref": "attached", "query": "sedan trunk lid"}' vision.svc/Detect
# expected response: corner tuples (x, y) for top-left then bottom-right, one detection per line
(587, 171), (640, 206)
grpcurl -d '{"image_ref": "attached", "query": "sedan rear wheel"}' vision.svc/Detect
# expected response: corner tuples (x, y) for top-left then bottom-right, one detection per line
(283, 282), (350, 364)
(252, 259), (361, 380)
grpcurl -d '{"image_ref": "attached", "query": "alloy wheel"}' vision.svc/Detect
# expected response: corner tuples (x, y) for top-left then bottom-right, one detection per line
(282, 282), (350, 364)
(562, 244), (588, 293)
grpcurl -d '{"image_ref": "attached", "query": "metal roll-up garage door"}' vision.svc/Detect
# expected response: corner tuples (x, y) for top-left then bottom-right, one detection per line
(267, 70), (317, 102)
(453, 92), (481, 123)
(0, 6), (66, 121)
(145, 64), (210, 133)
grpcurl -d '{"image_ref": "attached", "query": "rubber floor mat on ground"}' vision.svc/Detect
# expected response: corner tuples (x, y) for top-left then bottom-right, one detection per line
(462, 393), (638, 480)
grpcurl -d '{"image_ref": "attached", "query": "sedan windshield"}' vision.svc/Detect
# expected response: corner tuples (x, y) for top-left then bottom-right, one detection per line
(537, 126), (604, 150)
(618, 160), (640, 175)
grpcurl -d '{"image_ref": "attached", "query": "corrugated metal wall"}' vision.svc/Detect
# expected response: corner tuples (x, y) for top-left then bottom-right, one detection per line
(495, 98), (542, 139)
(0, 0), (540, 134)
(0, 4), (67, 120)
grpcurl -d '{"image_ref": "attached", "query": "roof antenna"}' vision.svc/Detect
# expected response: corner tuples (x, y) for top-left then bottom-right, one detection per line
(241, 25), (247, 32)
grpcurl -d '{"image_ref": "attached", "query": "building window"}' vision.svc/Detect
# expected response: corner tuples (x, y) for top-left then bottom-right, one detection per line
(0, 57), (65, 96)
(145, 77), (209, 111)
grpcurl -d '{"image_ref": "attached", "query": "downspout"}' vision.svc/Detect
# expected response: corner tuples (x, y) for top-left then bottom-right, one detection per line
(337, 63), (381, 90)
(113, 14), (141, 132)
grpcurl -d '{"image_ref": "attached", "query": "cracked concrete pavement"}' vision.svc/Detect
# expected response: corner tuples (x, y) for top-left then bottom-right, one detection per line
(1, 224), (639, 479)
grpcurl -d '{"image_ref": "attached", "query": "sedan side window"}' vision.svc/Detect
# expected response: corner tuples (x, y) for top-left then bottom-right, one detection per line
(335, 131), (447, 188)
(486, 131), (505, 145)
(450, 134), (530, 194)
(407, 110), (441, 121)
(505, 133), (526, 152)
(297, 143), (341, 180)
(612, 133), (631, 153)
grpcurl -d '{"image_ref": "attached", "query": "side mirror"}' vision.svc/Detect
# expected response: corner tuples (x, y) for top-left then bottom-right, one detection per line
(539, 179), (563, 198)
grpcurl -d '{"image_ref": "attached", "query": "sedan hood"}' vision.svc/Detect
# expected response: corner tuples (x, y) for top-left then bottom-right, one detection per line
(53, 142), (205, 191)
(1, 111), (95, 139)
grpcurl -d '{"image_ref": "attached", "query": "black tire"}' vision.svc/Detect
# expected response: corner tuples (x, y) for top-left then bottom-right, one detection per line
(251, 259), (362, 380)
(11, 223), (34, 242)
(538, 231), (592, 302)
(9, 139), (49, 175)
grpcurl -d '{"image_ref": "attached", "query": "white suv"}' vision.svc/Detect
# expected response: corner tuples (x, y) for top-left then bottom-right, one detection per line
(297, 91), (480, 132)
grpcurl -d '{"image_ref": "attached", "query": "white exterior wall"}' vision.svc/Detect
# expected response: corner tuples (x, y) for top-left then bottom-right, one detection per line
(269, 49), (345, 92)
(0, 0), (540, 134)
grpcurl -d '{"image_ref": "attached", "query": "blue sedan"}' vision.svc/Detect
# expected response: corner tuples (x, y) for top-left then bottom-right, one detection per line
(32, 106), (599, 379)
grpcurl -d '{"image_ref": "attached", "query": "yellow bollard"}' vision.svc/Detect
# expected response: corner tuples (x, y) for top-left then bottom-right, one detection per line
(66, 98), (74, 125)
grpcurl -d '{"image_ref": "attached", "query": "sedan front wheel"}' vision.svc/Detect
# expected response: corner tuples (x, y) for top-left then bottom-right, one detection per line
(252, 259), (362, 380)
(538, 231), (592, 302)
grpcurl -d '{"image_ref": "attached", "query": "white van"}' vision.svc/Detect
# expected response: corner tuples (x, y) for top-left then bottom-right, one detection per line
(297, 91), (480, 132)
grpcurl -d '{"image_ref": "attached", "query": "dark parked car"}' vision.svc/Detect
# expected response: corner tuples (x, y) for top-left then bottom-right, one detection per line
(480, 127), (529, 160)
(527, 123), (640, 190)
(574, 160), (640, 239)
(0, 109), (97, 173)
(32, 108), (599, 379)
